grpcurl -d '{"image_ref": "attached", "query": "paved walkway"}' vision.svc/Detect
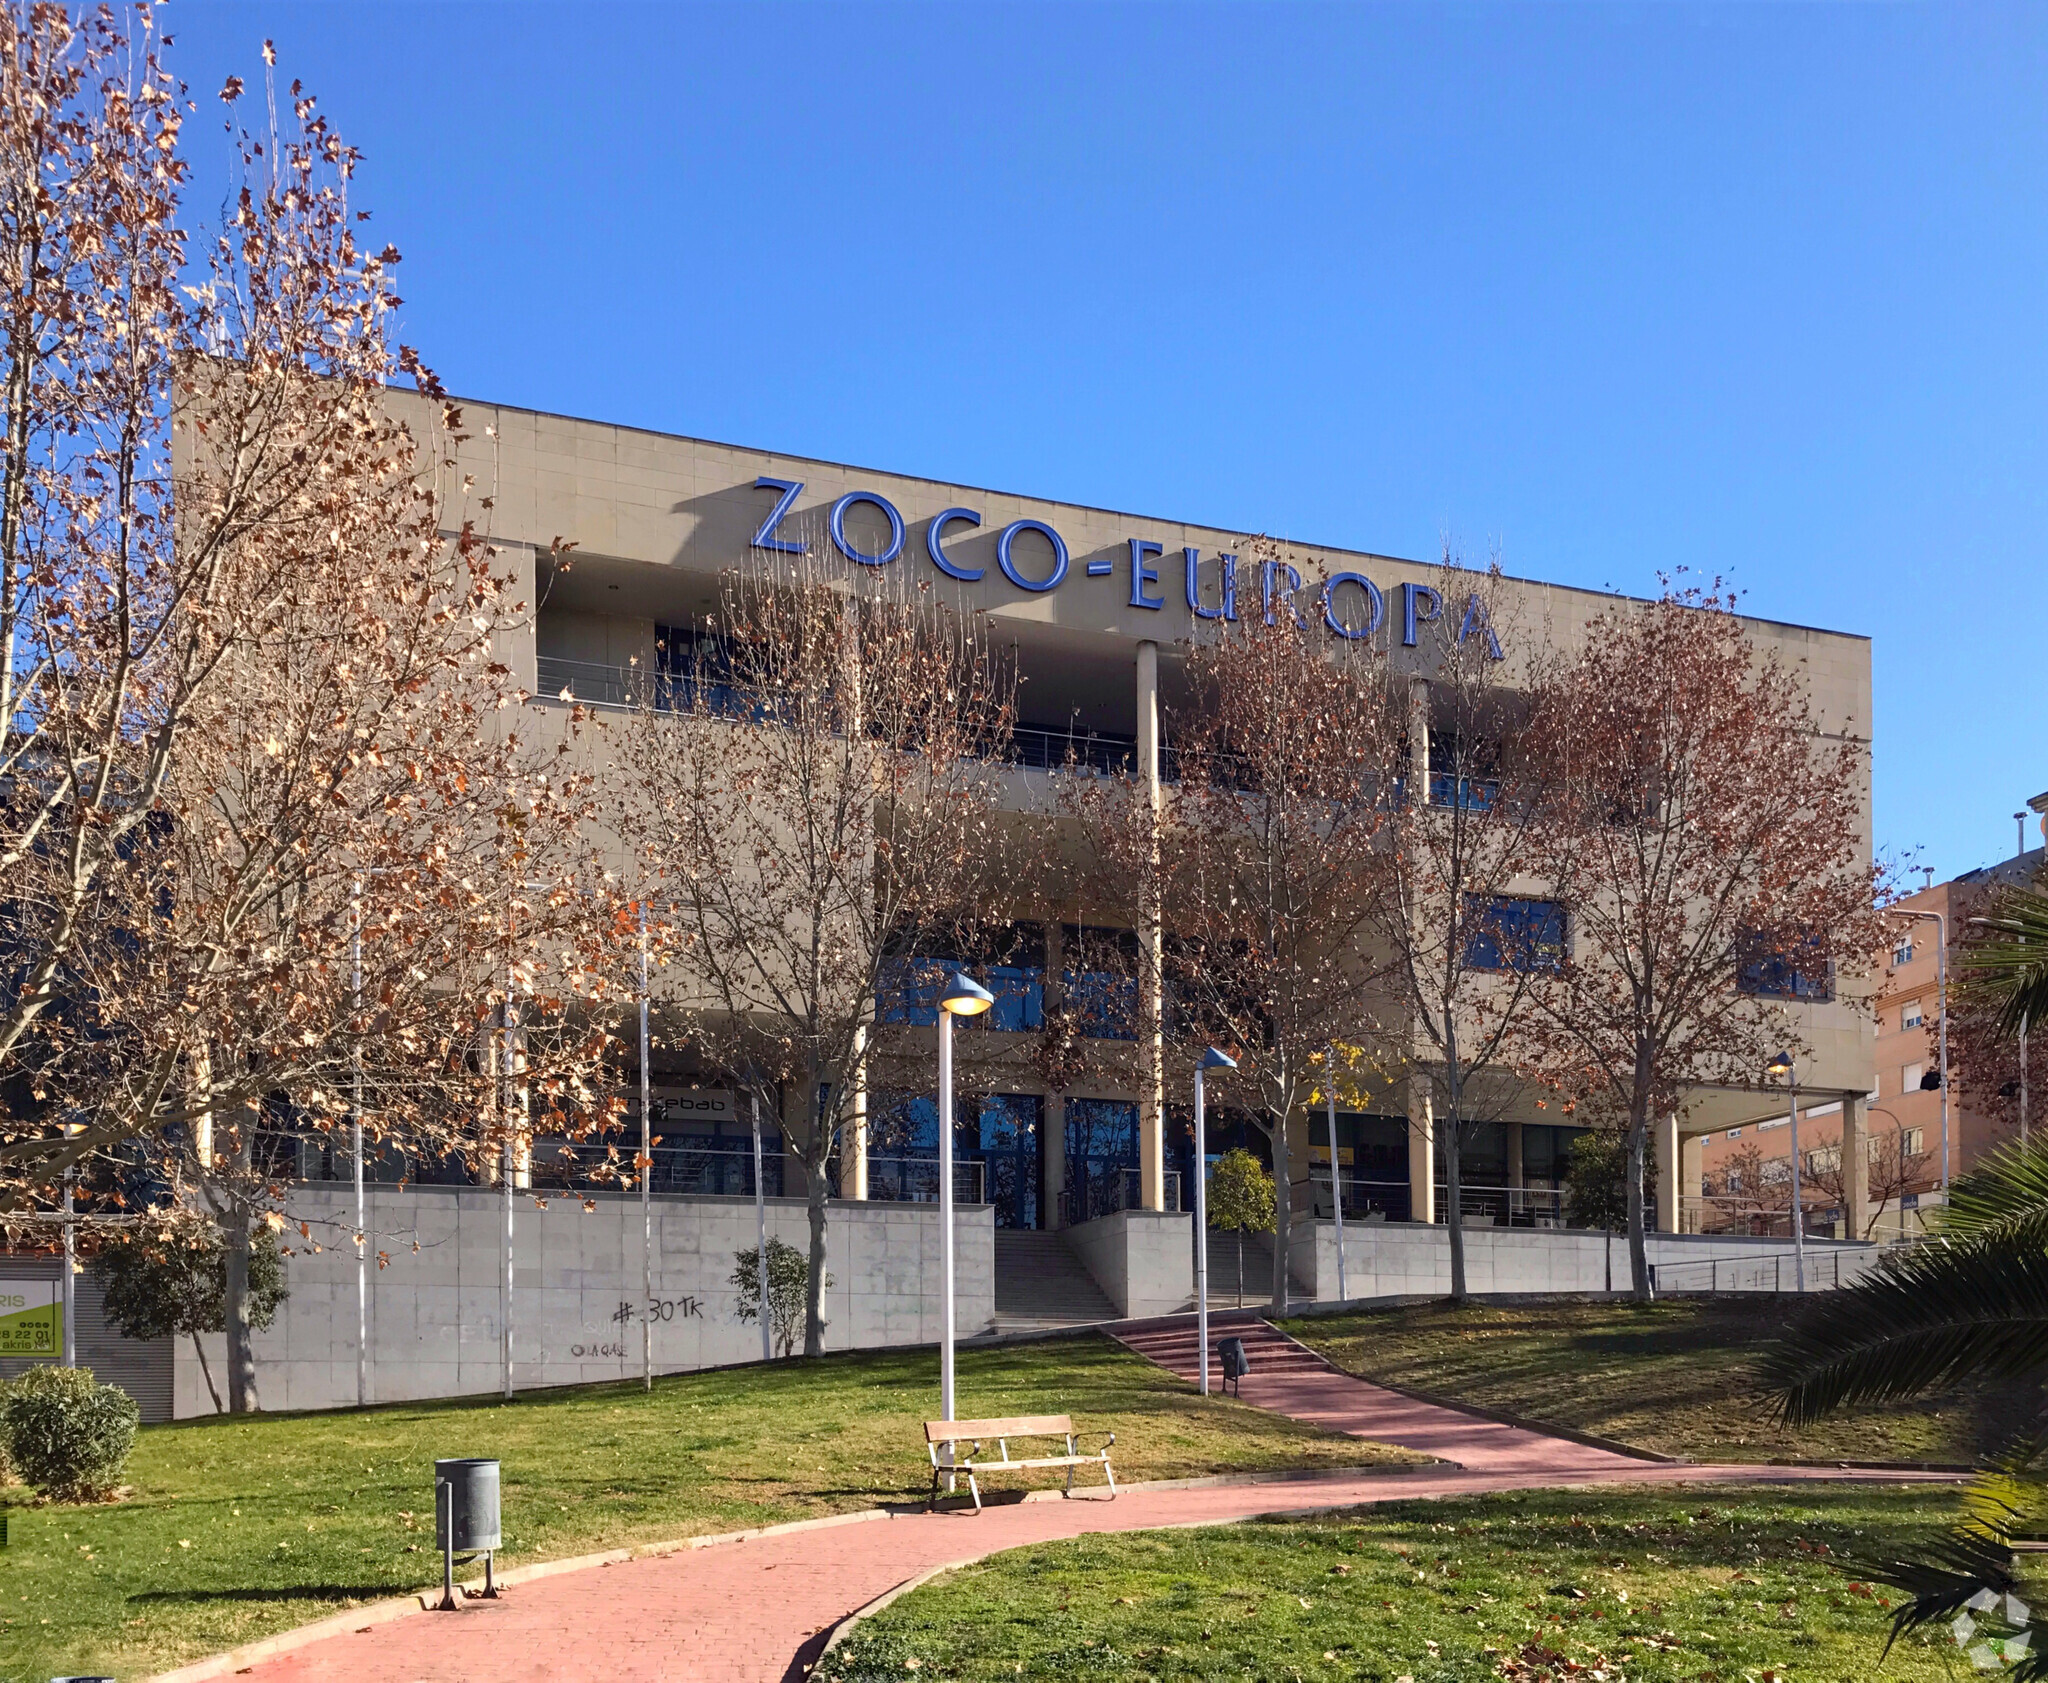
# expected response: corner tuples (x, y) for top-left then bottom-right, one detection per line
(205, 1319), (1955, 1683)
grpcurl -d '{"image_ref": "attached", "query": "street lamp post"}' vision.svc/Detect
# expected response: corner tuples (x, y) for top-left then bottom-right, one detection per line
(350, 884), (367, 1409)
(1765, 1051), (1805, 1291)
(1193, 1048), (1236, 1397)
(638, 903), (652, 1392)
(1890, 908), (1951, 1190)
(1325, 1058), (1347, 1305)
(936, 973), (994, 1424)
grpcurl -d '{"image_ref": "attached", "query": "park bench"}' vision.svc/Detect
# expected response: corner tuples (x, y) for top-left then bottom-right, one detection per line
(924, 1414), (1116, 1512)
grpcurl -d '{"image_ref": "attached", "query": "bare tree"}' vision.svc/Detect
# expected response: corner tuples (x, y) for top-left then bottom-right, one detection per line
(1520, 580), (1880, 1298)
(617, 536), (1014, 1357)
(1807, 1114), (1933, 1240)
(1365, 554), (1560, 1303)
(0, 20), (628, 1404)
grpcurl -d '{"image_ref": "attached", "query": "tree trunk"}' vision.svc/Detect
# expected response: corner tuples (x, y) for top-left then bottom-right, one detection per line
(224, 1213), (257, 1413)
(1625, 1113), (1652, 1302)
(1444, 1120), (1468, 1303)
(803, 1151), (830, 1358)
(1269, 1112), (1292, 1312)
(191, 1330), (223, 1414)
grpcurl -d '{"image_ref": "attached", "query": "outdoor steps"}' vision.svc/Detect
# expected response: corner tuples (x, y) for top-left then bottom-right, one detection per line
(1204, 1231), (1280, 1305)
(990, 1230), (1119, 1331)
(1114, 1315), (1335, 1385)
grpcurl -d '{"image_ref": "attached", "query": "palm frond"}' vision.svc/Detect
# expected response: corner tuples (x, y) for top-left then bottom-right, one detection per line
(1847, 1419), (2048, 1677)
(1960, 885), (2048, 1039)
(1758, 1238), (2048, 1423)
(1940, 1136), (2048, 1247)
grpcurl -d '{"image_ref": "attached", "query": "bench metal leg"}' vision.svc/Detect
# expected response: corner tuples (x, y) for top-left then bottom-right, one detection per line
(1103, 1457), (1116, 1499)
(968, 1470), (982, 1512)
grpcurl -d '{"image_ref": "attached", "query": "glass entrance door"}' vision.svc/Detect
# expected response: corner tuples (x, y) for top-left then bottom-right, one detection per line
(966, 1095), (1043, 1230)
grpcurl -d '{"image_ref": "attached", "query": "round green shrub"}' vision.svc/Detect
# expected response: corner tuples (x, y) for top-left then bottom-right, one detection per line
(1, 1364), (139, 1502)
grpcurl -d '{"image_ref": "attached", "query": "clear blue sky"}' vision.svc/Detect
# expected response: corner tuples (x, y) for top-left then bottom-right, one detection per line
(167, 2), (2047, 882)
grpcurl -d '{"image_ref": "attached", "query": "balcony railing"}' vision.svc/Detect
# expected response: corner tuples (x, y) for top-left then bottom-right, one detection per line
(1308, 1171), (1413, 1224)
(861, 1156), (985, 1205)
(1060, 1167), (1180, 1227)
(1432, 1184), (1568, 1227)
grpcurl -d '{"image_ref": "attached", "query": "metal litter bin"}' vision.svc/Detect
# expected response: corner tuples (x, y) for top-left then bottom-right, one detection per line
(1219, 1336), (1250, 1395)
(434, 1457), (502, 1608)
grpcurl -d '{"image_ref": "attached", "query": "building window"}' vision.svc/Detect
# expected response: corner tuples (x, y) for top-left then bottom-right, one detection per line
(1903, 1061), (1924, 1093)
(1902, 1000), (1924, 1030)
(1062, 925), (1140, 1041)
(1892, 936), (1914, 967)
(879, 925), (1046, 1032)
(1464, 896), (1566, 974)
(1736, 930), (1834, 1003)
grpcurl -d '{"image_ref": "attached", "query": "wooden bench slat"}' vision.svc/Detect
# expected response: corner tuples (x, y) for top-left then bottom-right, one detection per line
(925, 1414), (1073, 1442)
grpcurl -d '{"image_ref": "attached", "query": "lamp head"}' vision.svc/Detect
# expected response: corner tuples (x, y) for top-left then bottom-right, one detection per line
(1764, 1051), (1795, 1080)
(1200, 1047), (1237, 1070)
(938, 972), (994, 1017)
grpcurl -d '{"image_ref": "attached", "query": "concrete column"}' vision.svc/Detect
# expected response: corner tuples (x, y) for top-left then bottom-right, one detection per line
(1136, 640), (1166, 1212)
(1043, 920), (1067, 1230)
(1654, 1113), (1678, 1233)
(1407, 1084), (1436, 1224)
(845, 1025), (869, 1201)
(1044, 1095), (1067, 1231)
(1841, 1088), (1870, 1241)
(1507, 1122), (1525, 1190)
(1680, 1132), (1705, 1233)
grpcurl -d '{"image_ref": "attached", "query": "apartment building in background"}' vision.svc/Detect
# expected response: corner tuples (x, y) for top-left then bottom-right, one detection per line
(1698, 794), (2046, 1240)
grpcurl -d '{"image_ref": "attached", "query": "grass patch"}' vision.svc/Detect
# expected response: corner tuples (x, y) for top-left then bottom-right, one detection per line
(0, 1332), (1413, 1681)
(1282, 1297), (2046, 1463)
(823, 1485), (1963, 1682)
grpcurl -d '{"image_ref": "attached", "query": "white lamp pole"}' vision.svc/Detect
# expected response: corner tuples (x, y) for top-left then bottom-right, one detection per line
(936, 973), (994, 1423)
(1194, 1047), (1236, 1397)
(638, 903), (652, 1392)
(351, 884), (367, 1409)
(1326, 1057), (1347, 1304)
(1767, 1051), (1805, 1291)
(752, 1094), (770, 1361)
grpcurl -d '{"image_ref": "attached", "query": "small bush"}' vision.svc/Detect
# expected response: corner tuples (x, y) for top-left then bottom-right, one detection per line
(1, 1365), (139, 1502)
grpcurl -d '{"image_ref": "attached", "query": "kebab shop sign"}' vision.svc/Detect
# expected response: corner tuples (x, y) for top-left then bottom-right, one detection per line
(0, 1279), (59, 1358)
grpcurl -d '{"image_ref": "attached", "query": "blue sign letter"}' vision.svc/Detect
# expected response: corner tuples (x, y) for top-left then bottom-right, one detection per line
(751, 477), (806, 555)
(997, 520), (1069, 593)
(1458, 593), (1505, 660)
(828, 492), (905, 567)
(1128, 539), (1165, 610)
(1323, 572), (1384, 641)
(1263, 559), (1305, 628)
(1400, 582), (1442, 647)
(927, 507), (983, 582)
(1185, 548), (1239, 621)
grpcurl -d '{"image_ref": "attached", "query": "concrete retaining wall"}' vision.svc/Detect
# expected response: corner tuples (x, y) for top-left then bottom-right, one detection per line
(1299, 1219), (1883, 1301)
(174, 1187), (994, 1418)
(1065, 1209), (1194, 1318)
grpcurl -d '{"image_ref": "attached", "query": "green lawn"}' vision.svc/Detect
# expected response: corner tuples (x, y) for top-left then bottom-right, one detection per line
(1282, 1297), (2046, 1463)
(820, 1485), (1968, 1682)
(0, 1333), (1416, 1682)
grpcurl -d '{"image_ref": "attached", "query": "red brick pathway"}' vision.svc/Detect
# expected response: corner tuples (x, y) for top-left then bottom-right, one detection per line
(207, 1318), (1954, 1683)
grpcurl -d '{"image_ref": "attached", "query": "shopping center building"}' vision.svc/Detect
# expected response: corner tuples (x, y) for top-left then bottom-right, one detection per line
(77, 393), (1892, 1417)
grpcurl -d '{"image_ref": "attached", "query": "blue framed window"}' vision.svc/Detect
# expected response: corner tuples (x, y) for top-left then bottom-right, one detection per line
(1464, 896), (1566, 974)
(877, 925), (1045, 1032)
(1062, 924), (1140, 1041)
(1737, 931), (1834, 1002)
(1429, 772), (1499, 810)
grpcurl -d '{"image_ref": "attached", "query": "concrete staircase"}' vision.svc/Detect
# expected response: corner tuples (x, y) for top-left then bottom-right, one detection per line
(1204, 1230), (1280, 1306)
(1114, 1313), (1335, 1385)
(991, 1230), (1119, 1332)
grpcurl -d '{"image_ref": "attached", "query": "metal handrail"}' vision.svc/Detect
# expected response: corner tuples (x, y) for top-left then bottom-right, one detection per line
(863, 1156), (986, 1206)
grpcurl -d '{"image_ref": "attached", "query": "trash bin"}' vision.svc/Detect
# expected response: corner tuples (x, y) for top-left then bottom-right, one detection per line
(1219, 1337), (1250, 1395)
(435, 1458), (502, 1552)
(434, 1457), (502, 1608)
